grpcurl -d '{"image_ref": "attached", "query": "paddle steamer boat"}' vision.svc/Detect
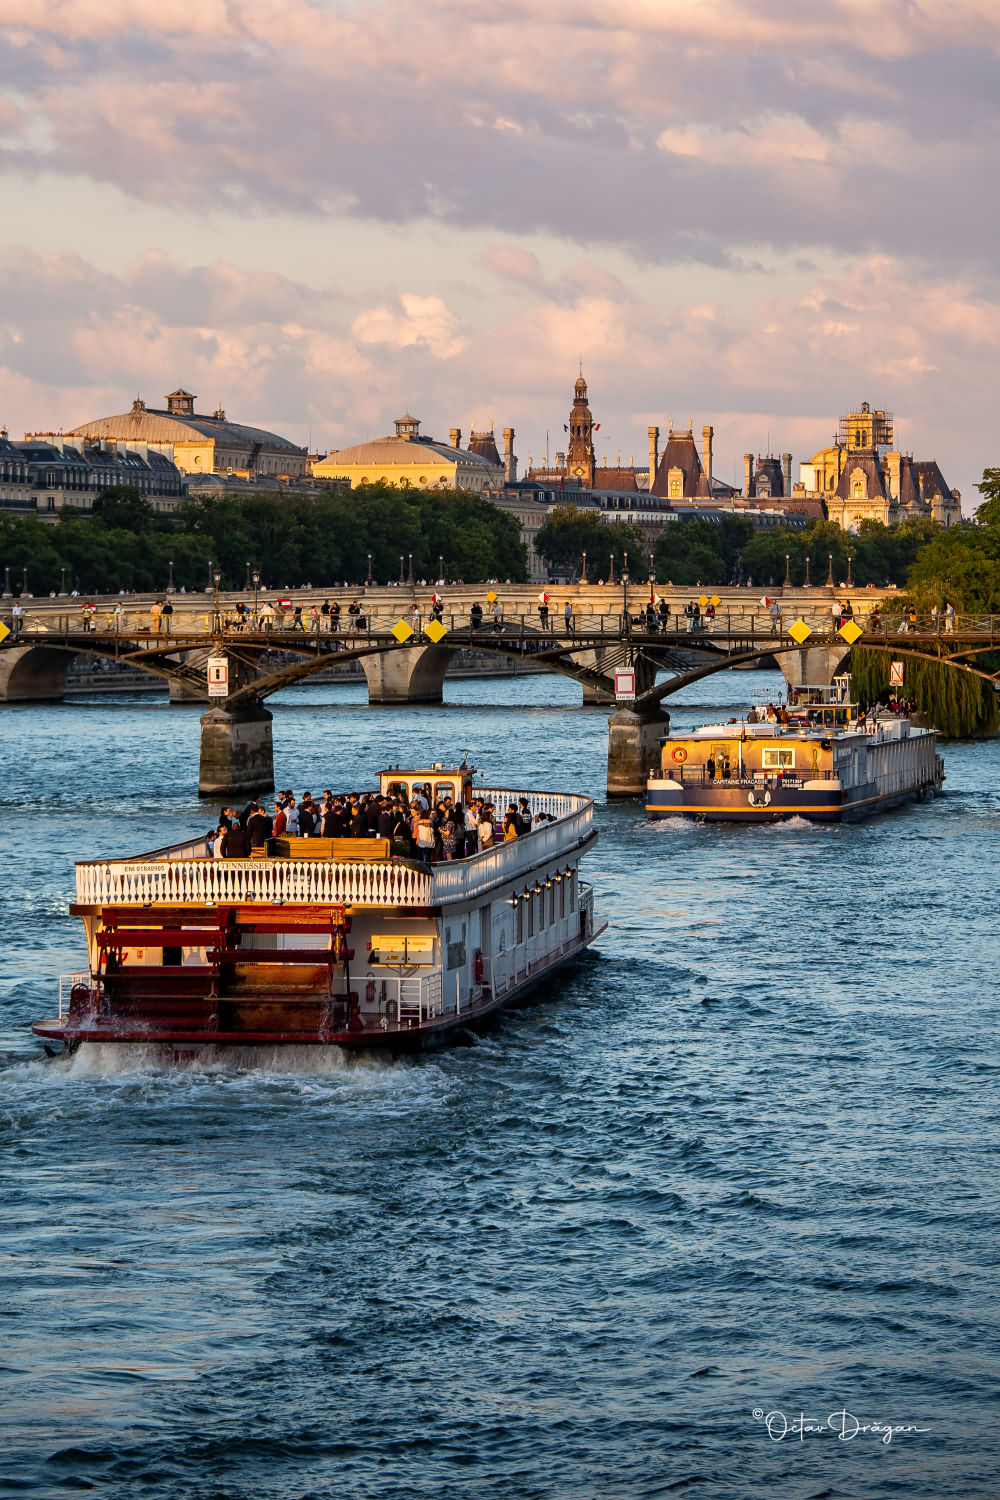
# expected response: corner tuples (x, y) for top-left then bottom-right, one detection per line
(646, 677), (943, 824)
(33, 764), (605, 1054)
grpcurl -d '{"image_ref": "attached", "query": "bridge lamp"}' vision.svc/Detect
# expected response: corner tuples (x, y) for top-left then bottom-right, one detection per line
(399, 554), (404, 584)
(623, 550), (629, 580)
(804, 555), (811, 587)
(252, 569), (260, 617)
(59, 567), (66, 596)
(367, 552), (373, 587)
(609, 553), (615, 584)
(784, 552), (791, 587)
(244, 560), (251, 590)
(846, 554), (854, 588)
(21, 566), (27, 597)
(581, 550), (587, 583)
(2, 566), (9, 598)
(407, 552), (413, 586)
(438, 554), (443, 583)
(826, 552), (834, 588)
(167, 559), (175, 593)
(213, 568), (222, 634)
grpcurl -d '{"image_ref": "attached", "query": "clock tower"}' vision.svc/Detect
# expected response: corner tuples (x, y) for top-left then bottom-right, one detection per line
(566, 372), (595, 487)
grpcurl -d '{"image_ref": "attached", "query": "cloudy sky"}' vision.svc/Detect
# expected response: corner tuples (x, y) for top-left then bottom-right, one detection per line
(1, 0), (996, 502)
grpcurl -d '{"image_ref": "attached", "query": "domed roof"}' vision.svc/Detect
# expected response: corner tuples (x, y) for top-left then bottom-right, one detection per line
(69, 393), (304, 455)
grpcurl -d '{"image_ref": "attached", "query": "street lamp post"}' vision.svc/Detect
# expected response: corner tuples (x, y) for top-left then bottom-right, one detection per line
(407, 553), (413, 586)
(846, 554), (854, 588)
(167, 559), (175, 593)
(21, 566), (28, 597)
(213, 569), (222, 635)
(826, 552), (834, 588)
(438, 554), (443, 584)
(244, 560), (251, 591)
(784, 553), (791, 587)
(804, 556), (811, 587)
(207, 559), (214, 591)
(59, 567), (66, 596)
(580, 550), (587, 583)
(2, 566), (9, 598)
(609, 553), (615, 584)
(366, 552), (373, 588)
(252, 569), (260, 622)
(648, 550), (655, 603)
(399, 555), (404, 584)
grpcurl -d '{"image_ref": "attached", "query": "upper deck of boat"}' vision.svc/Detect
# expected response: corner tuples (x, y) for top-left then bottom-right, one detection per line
(72, 786), (596, 912)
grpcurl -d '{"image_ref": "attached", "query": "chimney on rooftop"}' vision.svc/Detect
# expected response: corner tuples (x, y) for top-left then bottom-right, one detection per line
(702, 425), (714, 494)
(503, 426), (517, 483)
(781, 452), (792, 496)
(449, 427), (462, 450)
(648, 426), (659, 492)
(744, 453), (755, 497)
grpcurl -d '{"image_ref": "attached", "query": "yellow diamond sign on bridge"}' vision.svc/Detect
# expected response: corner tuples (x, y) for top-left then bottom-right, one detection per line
(698, 594), (709, 609)
(0, 621), (9, 645)
(391, 619), (413, 643)
(788, 619), (812, 645)
(710, 595), (721, 608)
(839, 620), (863, 645)
(486, 591), (497, 604)
(423, 619), (448, 644)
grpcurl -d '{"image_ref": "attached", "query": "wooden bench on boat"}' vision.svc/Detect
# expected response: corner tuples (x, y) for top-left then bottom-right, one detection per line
(253, 837), (391, 861)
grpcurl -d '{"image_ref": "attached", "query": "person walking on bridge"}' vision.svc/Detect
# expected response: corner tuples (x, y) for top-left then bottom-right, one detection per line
(564, 599), (574, 635)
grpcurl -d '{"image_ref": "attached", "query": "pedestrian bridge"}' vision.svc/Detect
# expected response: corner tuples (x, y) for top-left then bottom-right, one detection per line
(3, 588), (998, 796)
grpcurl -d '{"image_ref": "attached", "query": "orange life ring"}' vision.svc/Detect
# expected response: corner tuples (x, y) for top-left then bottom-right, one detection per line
(671, 746), (688, 764)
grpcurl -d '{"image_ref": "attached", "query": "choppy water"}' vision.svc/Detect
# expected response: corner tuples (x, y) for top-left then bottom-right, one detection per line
(1, 671), (998, 1500)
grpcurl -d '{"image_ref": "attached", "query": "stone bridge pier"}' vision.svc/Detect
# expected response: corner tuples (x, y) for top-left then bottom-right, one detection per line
(606, 704), (671, 798)
(199, 702), (275, 799)
(361, 644), (453, 705)
(0, 644), (74, 702)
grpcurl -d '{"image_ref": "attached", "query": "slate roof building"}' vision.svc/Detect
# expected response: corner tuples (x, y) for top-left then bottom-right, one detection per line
(0, 430), (184, 520)
(66, 389), (307, 479)
(311, 414), (504, 493)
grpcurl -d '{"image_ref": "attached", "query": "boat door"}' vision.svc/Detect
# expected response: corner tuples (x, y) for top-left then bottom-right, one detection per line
(478, 903), (493, 992)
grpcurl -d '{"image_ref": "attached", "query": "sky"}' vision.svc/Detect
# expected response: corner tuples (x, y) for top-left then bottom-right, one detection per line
(1, 0), (997, 505)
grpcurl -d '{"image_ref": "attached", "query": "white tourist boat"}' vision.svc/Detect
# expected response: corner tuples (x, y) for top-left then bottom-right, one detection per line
(33, 764), (605, 1053)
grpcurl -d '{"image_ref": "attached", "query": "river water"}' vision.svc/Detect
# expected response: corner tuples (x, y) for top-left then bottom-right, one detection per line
(1, 671), (998, 1500)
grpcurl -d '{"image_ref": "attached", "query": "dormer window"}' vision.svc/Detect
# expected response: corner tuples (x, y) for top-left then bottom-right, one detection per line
(165, 388), (196, 417)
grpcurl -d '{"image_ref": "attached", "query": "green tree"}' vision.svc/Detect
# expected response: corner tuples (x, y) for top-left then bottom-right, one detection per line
(91, 486), (160, 532)
(653, 516), (752, 586)
(533, 505), (645, 578)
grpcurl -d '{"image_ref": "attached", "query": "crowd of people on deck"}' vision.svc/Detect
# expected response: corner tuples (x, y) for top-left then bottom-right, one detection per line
(208, 787), (557, 862)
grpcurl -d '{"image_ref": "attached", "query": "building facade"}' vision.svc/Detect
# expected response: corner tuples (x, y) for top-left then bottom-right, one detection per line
(0, 431), (185, 520)
(795, 402), (961, 529)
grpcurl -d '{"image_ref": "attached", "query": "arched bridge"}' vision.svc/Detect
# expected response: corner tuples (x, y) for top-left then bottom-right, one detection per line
(3, 603), (999, 797)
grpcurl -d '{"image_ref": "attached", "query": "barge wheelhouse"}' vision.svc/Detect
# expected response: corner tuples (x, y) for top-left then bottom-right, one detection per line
(33, 765), (605, 1053)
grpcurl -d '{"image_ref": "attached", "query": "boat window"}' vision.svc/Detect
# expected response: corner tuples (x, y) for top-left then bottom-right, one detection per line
(386, 781), (407, 798)
(763, 748), (795, 769)
(434, 781), (456, 804)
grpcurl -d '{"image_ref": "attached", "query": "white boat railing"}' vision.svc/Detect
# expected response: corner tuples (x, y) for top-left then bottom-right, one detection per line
(431, 792), (593, 904)
(75, 792), (594, 910)
(75, 857), (433, 908)
(362, 971), (444, 1027)
(58, 971), (96, 1020)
